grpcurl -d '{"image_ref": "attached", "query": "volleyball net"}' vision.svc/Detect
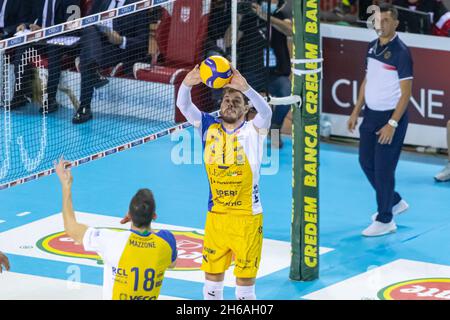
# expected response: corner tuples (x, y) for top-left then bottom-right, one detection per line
(0, 0), (274, 189)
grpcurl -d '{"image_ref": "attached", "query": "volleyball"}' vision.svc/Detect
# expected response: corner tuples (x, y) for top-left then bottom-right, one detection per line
(199, 55), (233, 89)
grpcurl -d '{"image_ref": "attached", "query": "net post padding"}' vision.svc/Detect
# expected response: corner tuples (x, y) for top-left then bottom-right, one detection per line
(290, 0), (322, 281)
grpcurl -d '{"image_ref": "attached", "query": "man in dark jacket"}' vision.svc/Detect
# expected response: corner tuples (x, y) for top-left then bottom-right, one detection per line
(73, 0), (157, 124)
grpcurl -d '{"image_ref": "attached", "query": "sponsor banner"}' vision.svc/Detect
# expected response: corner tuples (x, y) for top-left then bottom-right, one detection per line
(23, 176), (37, 183)
(45, 25), (63, 37)
(321, 24), (450, 148)
(100, 10), (117, 21)
(303, 259), (450, 300)
(0, 212), (333, 287)
(131, 140), (143, 147)
(0, 0), (176, 50)
(7, 36), (25, 47)
(136, 0), (153, 10)
(118, 5), (136, 16)
(81, 15), (100, 26)
(64, 20), (81, 32)
(91, 153), (105, 161)
(26, 31), (44, 42)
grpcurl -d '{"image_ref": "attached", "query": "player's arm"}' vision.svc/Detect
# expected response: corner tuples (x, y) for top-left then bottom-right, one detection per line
(176, 66), (203, 128)
(0, 251), (10, 273)
(225, 66), (272, 132)
(376, 79), (412, 144)
(377, 50), (413, 145)
(55, 158), (88, 244)
(348, 76), (366, 133)
(169, 259), (177, 269)
(390, 79), (412, 123)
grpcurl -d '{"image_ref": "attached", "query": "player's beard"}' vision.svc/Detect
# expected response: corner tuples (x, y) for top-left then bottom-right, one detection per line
(220, 107), (243, 124)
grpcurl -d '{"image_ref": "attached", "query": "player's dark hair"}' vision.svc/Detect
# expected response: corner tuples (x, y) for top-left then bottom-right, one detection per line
(379, 3), (398, 20)
(129, 189), (155, 228)
(221, 87), (249, 106)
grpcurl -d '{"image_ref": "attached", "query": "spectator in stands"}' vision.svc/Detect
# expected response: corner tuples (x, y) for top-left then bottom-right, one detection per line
(206, 0), (232, 58)
(333, 0), (374, 22)
(11, 0), (80, 112)
(227, 0), (267, 93)
(1, 0), (29, 107)
(0, 251), (10, 273)
(393, 0), (450, 36)
(434, 121), (450, 182)
(251, 0), (292, 148)
(73, 0), (158, 124)
(224, 0), (291, 147)
(0, 0), (29, 40)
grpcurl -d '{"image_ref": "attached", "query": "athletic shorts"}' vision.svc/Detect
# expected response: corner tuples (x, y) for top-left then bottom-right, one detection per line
(200, 211), (263, 278)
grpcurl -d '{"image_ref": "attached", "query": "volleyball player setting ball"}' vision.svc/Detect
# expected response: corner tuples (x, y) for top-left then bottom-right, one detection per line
(177, 56), (273, 300)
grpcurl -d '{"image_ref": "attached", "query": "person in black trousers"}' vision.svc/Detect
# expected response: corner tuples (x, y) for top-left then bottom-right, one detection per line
(73, 0), (157, 124)
(0, 0), (30, 40)
(11, 0), (80, 112)
(347, 4), (413, 237)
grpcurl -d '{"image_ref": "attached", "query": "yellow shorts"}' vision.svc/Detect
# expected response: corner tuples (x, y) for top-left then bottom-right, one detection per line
(201, 212), (263, 278)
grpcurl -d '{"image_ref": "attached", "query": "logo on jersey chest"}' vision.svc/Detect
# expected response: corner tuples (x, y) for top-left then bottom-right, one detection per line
(384, 51), (392, 60)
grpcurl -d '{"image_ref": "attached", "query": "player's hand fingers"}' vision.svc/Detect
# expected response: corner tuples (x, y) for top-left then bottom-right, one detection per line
(120, 215), (130, 224)
(230, 64), (239, 75)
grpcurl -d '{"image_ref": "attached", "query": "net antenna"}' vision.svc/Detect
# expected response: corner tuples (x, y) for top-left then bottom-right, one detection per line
(16, 48), (48, 172)
(0, 54), (12, 179)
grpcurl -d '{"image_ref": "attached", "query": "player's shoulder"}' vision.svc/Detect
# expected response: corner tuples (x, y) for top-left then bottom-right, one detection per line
(91, 228), (130, 240)
(392, 35), (411, 55)
(201, 112), (220, 131)
(155, 230), (177, 247)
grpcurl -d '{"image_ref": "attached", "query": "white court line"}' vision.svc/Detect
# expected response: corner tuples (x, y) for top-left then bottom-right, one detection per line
(0, 220), (5, 224)
(16, 212), (31, 217)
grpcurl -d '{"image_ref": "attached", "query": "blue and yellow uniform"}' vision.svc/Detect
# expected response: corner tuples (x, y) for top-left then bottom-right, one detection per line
(83, 228), (177, 300)
(200, 112), (266, 278)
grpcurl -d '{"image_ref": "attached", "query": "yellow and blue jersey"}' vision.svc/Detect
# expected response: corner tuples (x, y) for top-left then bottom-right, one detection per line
(200, 112), (266, 216)
(83, 227), (177, 300)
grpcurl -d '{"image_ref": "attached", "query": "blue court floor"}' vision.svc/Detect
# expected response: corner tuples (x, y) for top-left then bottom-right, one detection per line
(0, 128), (449, 300)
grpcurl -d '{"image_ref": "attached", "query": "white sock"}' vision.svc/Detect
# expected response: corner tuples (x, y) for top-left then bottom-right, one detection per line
(236, 285), (256, 300)
(203, 280), (224, 300)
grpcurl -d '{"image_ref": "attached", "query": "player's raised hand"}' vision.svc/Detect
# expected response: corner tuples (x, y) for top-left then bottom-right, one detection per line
(55, 156), (73, 189)
(0, 251), (10, 273)
(225, 65), (250, 92)
(120, 213), (131, 224)
(183, 65), (202, 87)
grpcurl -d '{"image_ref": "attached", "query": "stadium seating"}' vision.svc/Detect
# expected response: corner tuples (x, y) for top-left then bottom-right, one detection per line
(133, 0), (214, 122)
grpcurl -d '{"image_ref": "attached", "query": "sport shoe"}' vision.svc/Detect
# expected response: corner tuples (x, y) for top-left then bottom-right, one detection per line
(371, 199), (409, 221)
(362, 221), (397, 237)
(9, 94), (30, 110)
(72, 107), (93, 124)
(434, 162), (450, 182)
